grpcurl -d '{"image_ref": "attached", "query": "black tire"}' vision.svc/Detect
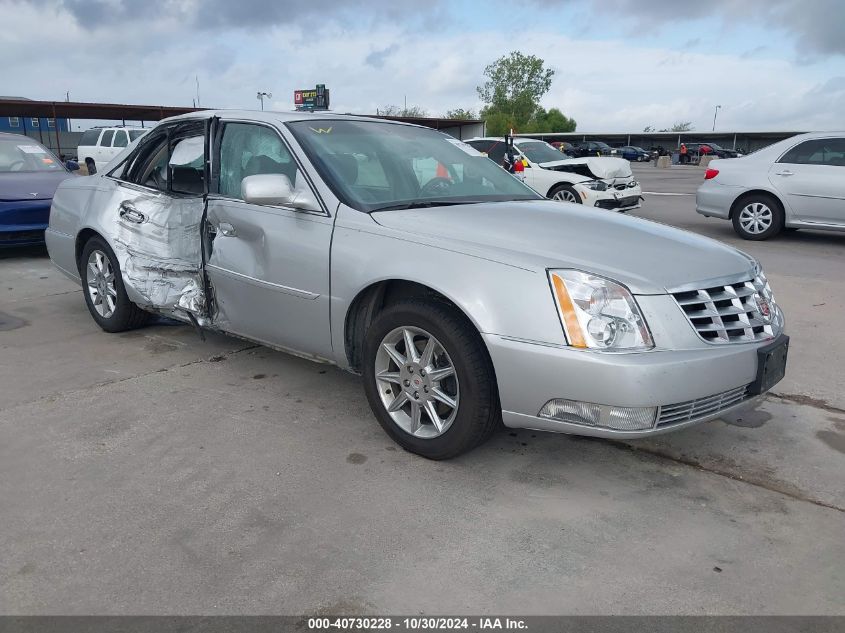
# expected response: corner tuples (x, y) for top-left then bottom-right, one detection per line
(731, 193), (784, 241)
(85, 158), (97, 175)
(80, 236), (150, 332)
(549, 184), (581, 204)
(362, 299), (499, 460)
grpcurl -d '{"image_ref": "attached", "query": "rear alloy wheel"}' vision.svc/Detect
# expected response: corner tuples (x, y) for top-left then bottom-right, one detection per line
(362, 299), (499, 459)
(732, 194), (784, 240)
(549, 184), (581, 204)
(81, 236), (150, 332)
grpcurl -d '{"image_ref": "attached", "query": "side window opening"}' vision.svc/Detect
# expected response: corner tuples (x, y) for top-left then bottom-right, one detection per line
(79, 129), (101, 146)
(117, 122), (206, 195)
(217, 122), (300, 200)
(100, 130), (114, 147)
(779, 138), (845, 166)
(169, 134), (205, 195)
(113, 130), (129, 148)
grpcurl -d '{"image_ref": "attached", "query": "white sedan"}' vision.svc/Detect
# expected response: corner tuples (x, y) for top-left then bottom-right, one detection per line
(696, 132), (845, 239)
(467, 137), (643, 212)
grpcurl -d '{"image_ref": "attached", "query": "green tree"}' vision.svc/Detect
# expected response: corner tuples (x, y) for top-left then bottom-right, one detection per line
(445, 108), (477, 120)
(477, 51), (555, 131)
(482, 109), (515, 136)
(526, 107), (576, 133)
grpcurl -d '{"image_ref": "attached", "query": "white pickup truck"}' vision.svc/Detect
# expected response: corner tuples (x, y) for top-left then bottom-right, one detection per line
(77, 126), (147, 174)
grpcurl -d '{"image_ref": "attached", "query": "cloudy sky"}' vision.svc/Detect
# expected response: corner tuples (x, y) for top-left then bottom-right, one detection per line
(2, 0), (844, 132)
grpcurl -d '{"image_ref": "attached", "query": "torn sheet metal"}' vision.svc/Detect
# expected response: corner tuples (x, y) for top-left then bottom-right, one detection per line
(105, 189), (206, 318)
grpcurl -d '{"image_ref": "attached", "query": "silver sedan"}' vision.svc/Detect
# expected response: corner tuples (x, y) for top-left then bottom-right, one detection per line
(696, 132), (845, 239)
(47, 111), (788, 459)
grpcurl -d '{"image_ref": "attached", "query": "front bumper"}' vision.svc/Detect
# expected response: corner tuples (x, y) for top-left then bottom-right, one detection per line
(0, 199), (50, 245)
(484, 332), (786, 438)
(578, 184), (643, 211)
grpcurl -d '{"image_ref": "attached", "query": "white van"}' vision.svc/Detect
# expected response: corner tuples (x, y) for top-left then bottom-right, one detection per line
(77, 126), (147, 174)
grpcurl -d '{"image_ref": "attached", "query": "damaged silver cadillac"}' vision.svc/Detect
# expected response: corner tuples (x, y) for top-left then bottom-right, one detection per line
(46, 110), (789, 459)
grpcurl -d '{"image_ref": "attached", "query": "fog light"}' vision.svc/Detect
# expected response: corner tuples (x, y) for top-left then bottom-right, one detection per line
(538, 399), (602, 426)
(539, 398), (657, 431)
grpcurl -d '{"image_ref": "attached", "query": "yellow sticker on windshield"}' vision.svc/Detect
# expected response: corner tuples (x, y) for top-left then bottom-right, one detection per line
(309, 127), (332, 134)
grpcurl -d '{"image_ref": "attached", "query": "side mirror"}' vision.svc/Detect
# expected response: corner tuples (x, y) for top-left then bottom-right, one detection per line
(241, 174), (322, 213)
(65, 160), (80, 171)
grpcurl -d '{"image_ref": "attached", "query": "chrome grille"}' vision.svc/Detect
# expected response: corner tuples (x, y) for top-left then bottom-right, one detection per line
(657, 385), (749, 428)
(672, 273), (779, 344)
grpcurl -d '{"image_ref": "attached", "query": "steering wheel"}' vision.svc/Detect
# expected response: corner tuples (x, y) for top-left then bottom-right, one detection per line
(8, 159), (24, 172)
(419, 177), (454, 197)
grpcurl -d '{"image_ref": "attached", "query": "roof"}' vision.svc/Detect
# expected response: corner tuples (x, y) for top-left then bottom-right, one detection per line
(0, 98), (200, 120)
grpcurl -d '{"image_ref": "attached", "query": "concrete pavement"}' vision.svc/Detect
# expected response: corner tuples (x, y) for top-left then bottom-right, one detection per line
(1, 179), (843, 615)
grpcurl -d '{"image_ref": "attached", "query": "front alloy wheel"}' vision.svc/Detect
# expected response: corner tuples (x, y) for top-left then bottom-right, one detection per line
(375, 326), (459, 438)
(362, 299), (499, 459)
(550, 184), (580, 204)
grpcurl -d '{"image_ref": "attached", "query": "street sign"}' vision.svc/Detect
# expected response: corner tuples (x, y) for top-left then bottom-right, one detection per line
(294, 84), (330, 111)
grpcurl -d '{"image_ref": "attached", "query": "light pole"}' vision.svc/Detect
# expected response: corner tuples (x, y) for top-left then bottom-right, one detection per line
(712, 105), (721, 132)
(257, 91), (272, 111)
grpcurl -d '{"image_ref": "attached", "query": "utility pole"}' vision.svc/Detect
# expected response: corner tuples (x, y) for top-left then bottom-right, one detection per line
(712, 104), (721, 132)
(196, 75), (201, 107)
(257, 91), (272, 111)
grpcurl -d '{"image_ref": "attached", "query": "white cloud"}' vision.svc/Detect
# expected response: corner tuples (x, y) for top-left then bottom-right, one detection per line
(2, 0), (843, 131)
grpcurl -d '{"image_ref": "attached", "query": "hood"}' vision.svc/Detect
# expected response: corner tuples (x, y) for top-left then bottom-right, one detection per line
(537, 156), (633, 180)
(0, 170), (75, 201)
(372, 200), (755, 295)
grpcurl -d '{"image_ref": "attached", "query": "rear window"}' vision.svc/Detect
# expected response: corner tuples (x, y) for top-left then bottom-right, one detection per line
(129, 130), (147, 141)
(79, 129), (101, 146)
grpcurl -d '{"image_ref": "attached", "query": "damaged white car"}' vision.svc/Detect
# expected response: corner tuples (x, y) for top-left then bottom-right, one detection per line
(46, 111), (787, 460)
(466, 137), (643, 211)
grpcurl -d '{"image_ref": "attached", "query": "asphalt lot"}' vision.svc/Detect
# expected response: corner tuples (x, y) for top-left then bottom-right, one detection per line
(1, 166), (843, 615)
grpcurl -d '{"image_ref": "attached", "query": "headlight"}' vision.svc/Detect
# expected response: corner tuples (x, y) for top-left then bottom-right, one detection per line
(548, 270), (653, 351)
(582, 180), (608, 191)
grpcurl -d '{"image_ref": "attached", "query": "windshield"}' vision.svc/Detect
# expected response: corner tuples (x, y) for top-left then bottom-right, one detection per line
(706, 142), (724, 150)
(517, 141), (567, 164)
(595, 142), (612, 150)
(128, 130), (147, 141)
(287, 120), (540, 212)
(0, 139), (64, 173)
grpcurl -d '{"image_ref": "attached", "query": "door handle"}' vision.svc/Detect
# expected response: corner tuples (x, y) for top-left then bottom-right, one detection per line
(775, 170), (794, 176)
(119, 201), (146, 223)
(217, 221), (237, 237)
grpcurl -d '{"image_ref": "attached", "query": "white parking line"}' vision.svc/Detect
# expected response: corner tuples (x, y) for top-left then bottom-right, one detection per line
(642, 192), (693, 196)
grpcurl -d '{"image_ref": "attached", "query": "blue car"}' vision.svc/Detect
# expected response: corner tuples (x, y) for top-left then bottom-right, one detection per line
(618, 146), (651, 162)
(0, 132), (77, 246)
